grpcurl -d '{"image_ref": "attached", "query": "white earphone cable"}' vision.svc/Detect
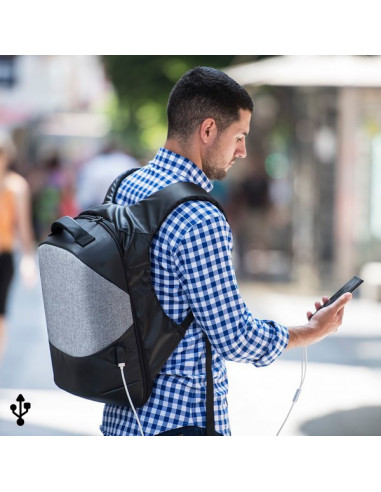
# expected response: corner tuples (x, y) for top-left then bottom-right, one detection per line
(276, 345), (307, 436)
(118, 363), (145, 436)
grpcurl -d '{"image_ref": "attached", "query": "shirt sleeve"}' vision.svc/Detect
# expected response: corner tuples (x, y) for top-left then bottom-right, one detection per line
(172, 209), (289, 367)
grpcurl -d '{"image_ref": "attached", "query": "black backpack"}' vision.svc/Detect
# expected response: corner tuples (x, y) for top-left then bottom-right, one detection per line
(38, 170), (225, 435)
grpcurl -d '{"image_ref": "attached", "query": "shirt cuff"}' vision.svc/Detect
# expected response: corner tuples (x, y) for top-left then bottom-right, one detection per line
(252, 320), (289, 367)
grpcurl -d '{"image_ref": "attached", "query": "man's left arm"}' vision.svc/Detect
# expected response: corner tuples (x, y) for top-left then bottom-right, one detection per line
(172, 209), (289, 367)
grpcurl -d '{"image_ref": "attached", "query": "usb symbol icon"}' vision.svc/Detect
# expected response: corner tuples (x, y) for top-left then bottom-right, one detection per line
(10, 394), (31, 426)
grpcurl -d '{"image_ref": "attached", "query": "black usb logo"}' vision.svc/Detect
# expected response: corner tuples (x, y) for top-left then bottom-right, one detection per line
(10, 394), (31, 426)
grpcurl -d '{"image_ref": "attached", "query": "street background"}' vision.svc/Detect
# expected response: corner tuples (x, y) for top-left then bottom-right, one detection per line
(1, 55), (381, 436)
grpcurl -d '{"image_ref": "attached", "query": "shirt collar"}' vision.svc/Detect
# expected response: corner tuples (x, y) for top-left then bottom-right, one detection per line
(151, 147), (213, 193)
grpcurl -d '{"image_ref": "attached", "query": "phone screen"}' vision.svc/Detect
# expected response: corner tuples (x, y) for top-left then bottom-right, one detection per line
(312, 275), (363, 316)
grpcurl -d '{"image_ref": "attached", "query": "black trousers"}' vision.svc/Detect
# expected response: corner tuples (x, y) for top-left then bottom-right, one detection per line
(157, 426), (223, 436)
(0, 253), (14, 315)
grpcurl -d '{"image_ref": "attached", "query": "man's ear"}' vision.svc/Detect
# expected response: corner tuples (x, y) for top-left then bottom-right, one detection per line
(200, 118), (217, 143)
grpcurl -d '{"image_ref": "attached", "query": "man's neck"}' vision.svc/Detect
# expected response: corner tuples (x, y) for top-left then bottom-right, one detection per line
(163, 138), (202, 172)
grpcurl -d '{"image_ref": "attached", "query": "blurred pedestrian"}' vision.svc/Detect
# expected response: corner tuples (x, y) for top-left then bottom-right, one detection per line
(32, 152), (76, 242)
(0, 131), (37, 360)
(76, 141), (140, 210)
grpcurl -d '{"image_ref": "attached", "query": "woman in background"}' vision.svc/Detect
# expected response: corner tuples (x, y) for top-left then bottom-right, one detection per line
(0, 131), (37, 360)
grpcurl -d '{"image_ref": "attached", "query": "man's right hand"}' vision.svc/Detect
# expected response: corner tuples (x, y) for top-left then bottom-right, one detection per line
(286, 292), (352, 350)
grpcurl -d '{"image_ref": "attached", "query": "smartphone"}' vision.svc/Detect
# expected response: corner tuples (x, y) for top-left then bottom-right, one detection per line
(311, 275), (363, 317)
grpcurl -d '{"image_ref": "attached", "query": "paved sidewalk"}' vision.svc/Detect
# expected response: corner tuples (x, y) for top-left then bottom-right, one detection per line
(231, 283), (381, 436)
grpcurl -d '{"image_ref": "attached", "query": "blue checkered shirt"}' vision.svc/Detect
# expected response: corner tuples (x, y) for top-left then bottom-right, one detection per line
(100, 147), (289, 436)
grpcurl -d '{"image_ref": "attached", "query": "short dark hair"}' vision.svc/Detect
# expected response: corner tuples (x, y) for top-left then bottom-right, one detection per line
(166, 66), (253, 141)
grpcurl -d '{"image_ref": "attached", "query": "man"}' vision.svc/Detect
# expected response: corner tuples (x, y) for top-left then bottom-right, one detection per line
(100, 66), (351, 436)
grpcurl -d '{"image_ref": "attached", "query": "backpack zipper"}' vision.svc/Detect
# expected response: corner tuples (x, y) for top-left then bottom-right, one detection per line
(77, 214), (124, 259)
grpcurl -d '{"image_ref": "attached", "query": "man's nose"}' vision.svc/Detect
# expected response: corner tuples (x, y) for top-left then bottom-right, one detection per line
(236, 141), (247, 159)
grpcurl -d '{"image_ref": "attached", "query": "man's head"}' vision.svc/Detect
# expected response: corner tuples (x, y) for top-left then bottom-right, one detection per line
(167, 66), (253, 142)
(166, 67), (253, 180)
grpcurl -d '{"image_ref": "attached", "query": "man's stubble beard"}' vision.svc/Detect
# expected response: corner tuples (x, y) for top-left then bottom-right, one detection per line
(202, 145), (229, 181)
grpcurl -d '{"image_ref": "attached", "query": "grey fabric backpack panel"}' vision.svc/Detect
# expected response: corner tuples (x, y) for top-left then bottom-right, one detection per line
(39, 244), (133, 357)
(38, 169), (225, 408)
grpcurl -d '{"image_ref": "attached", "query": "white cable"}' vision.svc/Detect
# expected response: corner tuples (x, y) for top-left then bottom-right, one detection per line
(118, 363), (145, 436)
(276, 345), (307, 436)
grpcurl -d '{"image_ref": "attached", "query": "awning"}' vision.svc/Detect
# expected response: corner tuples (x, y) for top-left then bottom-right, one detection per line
(225, 56), (381, 87)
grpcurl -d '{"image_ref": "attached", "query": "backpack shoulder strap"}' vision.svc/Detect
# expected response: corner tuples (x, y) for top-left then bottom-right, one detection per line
(129, 181), (227, 234)
(103, 168), (140, 204)
(134, 182), (223, 437)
